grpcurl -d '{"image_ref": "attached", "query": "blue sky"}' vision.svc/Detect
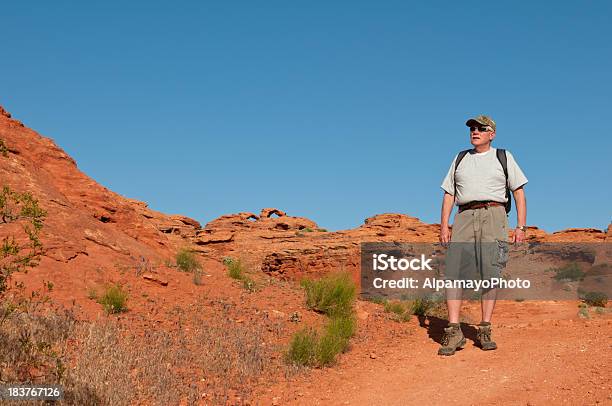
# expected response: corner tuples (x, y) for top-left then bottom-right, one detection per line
(1, 1), (610, 232)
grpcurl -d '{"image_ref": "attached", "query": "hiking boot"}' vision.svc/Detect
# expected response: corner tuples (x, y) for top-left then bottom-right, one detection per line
(437, 324), (466, 356)
(476, 322), (497, 350)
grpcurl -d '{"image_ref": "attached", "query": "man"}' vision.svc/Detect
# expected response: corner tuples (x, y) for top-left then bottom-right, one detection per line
(438, 115), (528, 356)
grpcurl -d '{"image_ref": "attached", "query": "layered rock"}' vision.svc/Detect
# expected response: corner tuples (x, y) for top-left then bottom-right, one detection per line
(0, 106), (200, 274)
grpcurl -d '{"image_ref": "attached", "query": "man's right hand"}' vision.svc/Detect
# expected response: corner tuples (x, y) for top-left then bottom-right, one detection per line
(440, 224), (451, 243)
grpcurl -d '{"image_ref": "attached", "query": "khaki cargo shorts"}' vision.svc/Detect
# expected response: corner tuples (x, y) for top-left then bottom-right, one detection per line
(444, 205), (510, 281)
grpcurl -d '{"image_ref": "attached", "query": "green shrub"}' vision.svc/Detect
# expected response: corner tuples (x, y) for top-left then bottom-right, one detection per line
(285, 314), (356, 368)
(383, 300), (411, 322)
(301, 272), (356, 317)
(326, 313), (356, 341)
(365, 295), (386, 305)
(582, 291), (607, 307)
(225, 258), (245, 280)
(285, 328), (318, 366)
(317, 331), (346, 366)
(552, 262), (585, 281)
(0, 186), (46, 293)
(176, 248), (200, 273)
(242, 276), (256, 292)
(97, 284), (128, 314)
(411, 297), (434, 316)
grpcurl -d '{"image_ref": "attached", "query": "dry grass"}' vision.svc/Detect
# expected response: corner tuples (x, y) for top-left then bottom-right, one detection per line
(0, 294), (269, 405)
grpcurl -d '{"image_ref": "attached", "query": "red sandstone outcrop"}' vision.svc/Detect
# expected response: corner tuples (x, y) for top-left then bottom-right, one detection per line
(0, 106), (200, 276)
(1, 105), (608, 284)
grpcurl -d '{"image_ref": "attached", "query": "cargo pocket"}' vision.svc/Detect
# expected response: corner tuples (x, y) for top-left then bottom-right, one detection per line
(493, 239), (509, 269)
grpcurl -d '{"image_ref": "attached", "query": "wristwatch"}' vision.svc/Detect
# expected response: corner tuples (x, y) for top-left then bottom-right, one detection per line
(516, 225), (527, 232)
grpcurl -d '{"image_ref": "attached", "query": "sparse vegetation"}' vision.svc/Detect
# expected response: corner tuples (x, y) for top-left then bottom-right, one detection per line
(224, 257), (245, 280)
(582, 291), (608, 307)
(286, 314), (356, 368)
(242, 275), (256, 292)
(175, 248), (200, 273)
(224, 257), (257, 291)
(285, 327), (318, 366)
(301, 272), (356, 317)
(383, 300), (412, 322)
(287, 272), (357, 367)
(363, 295), (387, 305)
(552, 262), (585, 281)
(0, 186), (46, 294)
(97, 284), (128, 314)
(378, 295), (447, 322)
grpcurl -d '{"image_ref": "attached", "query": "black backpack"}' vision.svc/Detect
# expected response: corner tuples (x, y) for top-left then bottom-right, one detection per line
(454, 148), (511, 214)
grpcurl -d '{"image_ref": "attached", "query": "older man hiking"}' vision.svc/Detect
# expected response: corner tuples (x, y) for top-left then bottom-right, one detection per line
(438, 115), (528, 356)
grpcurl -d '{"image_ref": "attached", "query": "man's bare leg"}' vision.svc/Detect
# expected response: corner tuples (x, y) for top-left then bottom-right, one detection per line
(446, 288), (462, 323)
(480, 288), (497, 323)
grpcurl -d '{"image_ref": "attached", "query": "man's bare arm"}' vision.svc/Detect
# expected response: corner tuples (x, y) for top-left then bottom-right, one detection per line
(440, 192), (455, 243)
(512, 186), (527, 243)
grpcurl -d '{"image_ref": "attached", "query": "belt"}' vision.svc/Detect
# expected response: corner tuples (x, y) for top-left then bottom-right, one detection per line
(458, 201), (504, 213)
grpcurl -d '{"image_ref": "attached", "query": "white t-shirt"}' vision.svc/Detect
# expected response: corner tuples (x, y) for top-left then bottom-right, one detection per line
(441, 148), (528, 205)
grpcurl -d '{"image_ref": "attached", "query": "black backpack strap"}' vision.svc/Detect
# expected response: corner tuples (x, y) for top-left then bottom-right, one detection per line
(453, 149), (471, 197)
(496, 148), (512, 213)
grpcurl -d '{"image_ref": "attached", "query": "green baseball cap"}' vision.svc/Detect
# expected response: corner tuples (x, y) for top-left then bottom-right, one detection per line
(466, 115), (496, 131)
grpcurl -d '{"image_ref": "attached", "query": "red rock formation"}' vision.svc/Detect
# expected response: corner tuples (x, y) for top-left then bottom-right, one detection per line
(0, 106), (200, 277)
(1, 105), (608, 286)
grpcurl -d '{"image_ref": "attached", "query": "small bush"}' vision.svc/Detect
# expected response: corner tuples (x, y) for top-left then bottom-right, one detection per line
(97, 284), (128, 314)
(325, 314), (355, 342)
(582, 291), (608, 307)
(242, 276), (256, 292)
(383, 300), (411, 322)
(301, 272), (356, 317)
(0, 186), (46, 293)
(317, 331), (346, 366)
(175, 248), (200, 273)
(225, 258), (245, 280)
(411, 297), (434, 316)
(286, 314), (356, 367)
(285, 328), (318, 366)
(552, 262), (585, 281)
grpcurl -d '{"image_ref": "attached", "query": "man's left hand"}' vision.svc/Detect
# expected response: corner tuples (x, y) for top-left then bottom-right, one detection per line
(512, 228), (526, 243)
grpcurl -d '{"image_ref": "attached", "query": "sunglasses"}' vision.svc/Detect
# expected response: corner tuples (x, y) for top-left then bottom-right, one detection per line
(470, 126), (492, 132)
